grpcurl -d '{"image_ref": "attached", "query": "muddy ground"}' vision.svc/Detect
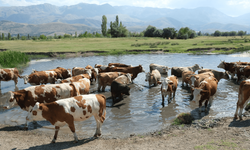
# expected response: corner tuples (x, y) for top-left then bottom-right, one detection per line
(1, 114), (250, 150)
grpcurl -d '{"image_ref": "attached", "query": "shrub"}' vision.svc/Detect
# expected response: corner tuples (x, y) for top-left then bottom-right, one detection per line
(0, 51), (29, 68)
(172, 113), (194, 125)
(64, 34), (71, 38)
(149, 44), (157, 48)
(39, 34), (47, 40)
(21, 36), (26, 40)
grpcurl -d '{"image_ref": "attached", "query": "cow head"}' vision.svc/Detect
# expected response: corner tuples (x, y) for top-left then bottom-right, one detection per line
(67, 69), (72, 77)
(85, 69), (92, 78)
(26, 102), (44, 122)
(161, 78), (173, 92)
(125, 73), (132, 83)
(2, 91), (17, 109)
(192, 88), (209, 103)
(55, 78), (62, 84)
(31, 69), (37, 74)
(217, 60), (225, 69)
(145, 72), (152, 82)
(193, 64), (203, 71)
(22, 75), (29, 84)
(188, 76), (199, 87)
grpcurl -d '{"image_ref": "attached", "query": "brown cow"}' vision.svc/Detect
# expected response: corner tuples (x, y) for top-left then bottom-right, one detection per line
(26, 94), (106, 143)
(72, 67), (92, 77)
(182, 70), (195, 86)
(192, 76), (218, 113)
(187, 72), (214, 88)
(108, 63), (132, 67)
(98, 72), (127, 92)
(0, 68), (23, 90)
(145, 69), (161, 87)
(158, 75), (178, 104)
(107, 65), (145, 80)
(85, 65), (93, 69)
(234, 65), (250, 83)
(171, 64), (202, 77)
(198, 69), (229, 82)
(49, 67), (71, 79)
(234, 79), (250, 120)
(23, 70), (60, 85)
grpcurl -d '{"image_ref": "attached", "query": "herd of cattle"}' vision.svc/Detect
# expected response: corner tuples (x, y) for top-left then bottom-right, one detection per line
(0, 60), (250, 143)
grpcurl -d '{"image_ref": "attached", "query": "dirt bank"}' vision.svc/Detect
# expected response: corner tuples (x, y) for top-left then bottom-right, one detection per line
(1, 114), (250, 150)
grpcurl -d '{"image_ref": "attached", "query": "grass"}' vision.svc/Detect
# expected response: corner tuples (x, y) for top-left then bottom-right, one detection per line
(0, 51), (29, 68)
(0, 36), (250, 54)
(194, 140), (239, 150)
(172, 112), (194, 125)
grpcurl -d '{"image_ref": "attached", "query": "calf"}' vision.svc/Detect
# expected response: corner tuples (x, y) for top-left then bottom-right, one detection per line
(145, 69), (161, 87)
(149, 63), (171, 75)
(98, 72), (127, 92)
(171, 64), (202, 77)
(26, 94), (106, 143)
(0, 68), (23, 90)
(3, 78), (90, 128)
(111, 74), (132, 104)
(234, 79), (250, 120)
(182, 70), (195, 86)
(158, 75), (178, 104)
(192, 77), (218, 113)
(198, 69), (229, 82)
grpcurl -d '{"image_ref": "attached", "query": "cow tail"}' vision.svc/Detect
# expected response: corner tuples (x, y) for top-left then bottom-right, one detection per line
(100, 94), (106, 123)
(70, 83), (79, 96)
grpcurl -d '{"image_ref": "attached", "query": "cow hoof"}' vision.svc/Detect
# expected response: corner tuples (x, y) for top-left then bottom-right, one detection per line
(239, 117), (243, 120)
(94, 133), (101, 137)
(74, 140), (78, 143)
(23, 127), (28, 130)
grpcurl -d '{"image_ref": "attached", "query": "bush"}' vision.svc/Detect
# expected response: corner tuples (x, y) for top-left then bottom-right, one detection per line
(21, 36), (26, 40)
(172, 113), (194, 125)
(0, 51), (29, 68)
(64, 34), (71, 38)
(39, 34), (47, 40)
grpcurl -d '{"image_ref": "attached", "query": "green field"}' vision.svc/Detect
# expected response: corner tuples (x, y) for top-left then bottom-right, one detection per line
(0, 36), (250, 54)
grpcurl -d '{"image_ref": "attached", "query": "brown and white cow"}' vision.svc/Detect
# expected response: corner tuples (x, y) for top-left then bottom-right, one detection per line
(234, 65), (250, 83)
(108, 63), (132, 67)
(26, 94), (106, 143)
(0, 68), (23, 90)
(234, 79), (250, 120)
(187, 72), (214, 88)
(56, 74), (90, 84)
(85, 65), (93, 70)
(22, 70), (60, 85)
(182, 70), (195, 86)
(98, 72), (128, 92)
(171, 64), (203, 77)
(198, 69), (229, 82)
(107, 65), (145, 80)
(72, 67), (92, 77)
(145, 69), (161, 87)
(149, 63), (171, 75)
(33, 67), (71, 79)
(2, 78), (90, 128)
(192, 76), (218, 113)
(158, 75), (178, 104)
(111, 74), (132, 104)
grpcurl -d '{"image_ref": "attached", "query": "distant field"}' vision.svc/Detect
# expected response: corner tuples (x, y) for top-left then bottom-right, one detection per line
(0, 36), (250, 54)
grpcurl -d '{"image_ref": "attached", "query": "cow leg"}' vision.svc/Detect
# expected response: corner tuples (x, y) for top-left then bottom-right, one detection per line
(14, 77), (18, 89)
(162, 94), (165, 106)
(239, 107), (244, 120)
(111, 92), (116, 104)
(94, 115), (103, 137)
(209, 96), (214, 106)
(205, 100), (209, 112)
(199, 100), (203, 113)
(102, 85), (106, 92)
(52, 126), (60, 143)
(234, 104), (239, 120)
(67, 118), (78, 143)
(98, 84), (101, 92)
(168, 92), (172, 103)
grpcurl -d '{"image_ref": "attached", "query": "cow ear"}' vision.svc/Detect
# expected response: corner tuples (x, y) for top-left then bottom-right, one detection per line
(157, 81), (162, 84)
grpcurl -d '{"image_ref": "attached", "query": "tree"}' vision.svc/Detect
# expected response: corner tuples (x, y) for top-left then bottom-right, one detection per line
(39, 34), (46, 39)
(144, 25), (156, 37)
(178, 27), (191, 39)
(28, 34), (30, 40)
(197, 31), (202, 36)
(75, 31), (77, 38)
(214, 30), (221, 36)
(101, 15), (107, 36)
(8, 33), (11, 40)
(229, 31), (237, 36)
(17, 34), (20, 40)
(238, 30), (245, 37)
(107, 15), (128, 37)
(153, 29), (163, 37)
(2, 33), (4, 40)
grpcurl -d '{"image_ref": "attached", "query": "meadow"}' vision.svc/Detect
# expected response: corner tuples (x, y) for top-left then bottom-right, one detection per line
(0, 36), (250, 68)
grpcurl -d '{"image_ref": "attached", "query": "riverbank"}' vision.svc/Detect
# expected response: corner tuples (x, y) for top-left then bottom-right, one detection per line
(1, 115), (250, 150)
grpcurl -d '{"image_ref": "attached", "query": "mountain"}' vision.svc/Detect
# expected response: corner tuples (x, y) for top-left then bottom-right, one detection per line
(0, 20), (99, 36)
(0, 3), (250, 35)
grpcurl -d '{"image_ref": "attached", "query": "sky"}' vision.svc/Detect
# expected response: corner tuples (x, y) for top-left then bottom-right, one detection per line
(0, 0), (250, 17)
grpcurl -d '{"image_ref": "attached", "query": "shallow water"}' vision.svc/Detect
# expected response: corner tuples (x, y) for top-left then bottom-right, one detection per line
(0, 53), (249, 138)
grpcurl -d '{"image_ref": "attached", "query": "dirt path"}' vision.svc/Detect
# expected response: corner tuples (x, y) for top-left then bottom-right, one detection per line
(1, 116), (250, 150)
